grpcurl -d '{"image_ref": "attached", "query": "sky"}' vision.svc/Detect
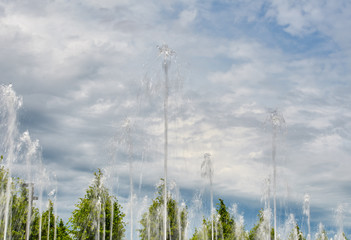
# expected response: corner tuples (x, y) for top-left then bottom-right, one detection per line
(0, 0), (351, 238)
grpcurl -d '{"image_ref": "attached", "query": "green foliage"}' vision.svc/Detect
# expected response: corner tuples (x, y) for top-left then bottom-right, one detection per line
(216, 199), (236, 240)
(0, 165), (71, 239)
(248, 210), (274, 240)
(139, 179), (188, 240)
(30, 200), (72, 240)
(57, 218), (73, 240)
(0, 167), (30, 239)
(191, 199), (243, 240)
(1, 161), (350, 240)
(69, 169), (125, 240)
(11, 180), (29, 239)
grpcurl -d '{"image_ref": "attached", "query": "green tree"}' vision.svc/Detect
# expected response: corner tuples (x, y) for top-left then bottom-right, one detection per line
(30, 200), (72, 240)
(57, 218), (72, 240)
(69, 169), (125, 240)
(0, 157), (70, 240)
(139, 179), (188, 240)
(248, 210), (273, 240)
(191, 199), (243, 240)
(10, 179), (30, 239)
(0, 165), (31, 239)
(216, 199), (235, 240)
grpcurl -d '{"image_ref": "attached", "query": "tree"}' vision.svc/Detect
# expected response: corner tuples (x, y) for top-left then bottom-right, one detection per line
(0, 165), (31, 239)
(69, 169), (125, 240)
(249, 210), (273, 240)
(30, 200), (72, 240)
(191, 199), (242, 240)
(57, 218), (73, 240)
(216, 199), (236, 240)
(139, 179), (188, 240)
(0, 156), (71, 240)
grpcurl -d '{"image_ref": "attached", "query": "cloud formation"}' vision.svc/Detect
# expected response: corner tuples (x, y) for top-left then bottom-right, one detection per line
(0, 0), (351, 237)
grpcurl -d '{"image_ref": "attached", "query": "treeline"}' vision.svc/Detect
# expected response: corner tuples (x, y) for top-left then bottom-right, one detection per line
(0, 161), (125, 239)
(0, 158), (349, 240)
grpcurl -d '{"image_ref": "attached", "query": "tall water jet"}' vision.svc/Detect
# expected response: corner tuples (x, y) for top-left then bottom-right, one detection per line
(109, 196), (114, 240)
(315, 223), (328, 240)
(232, 204), (245, 240)
(158, 44), (176, 240)
(283, 214), (298, 240)
(122, 118), (134, 240)
(115, 118), (134, 240)
(201, 153), (214, 240)
(267, 109), (286, 240)
(0, 84), (23, 240)
(335, 204), (346, 240)
(38, 166), (48, 240)
(48, 188), (57, 240)
(20, 131), (40, 240)
(303, 193), (311, 240)
(261, 176), (272, 240)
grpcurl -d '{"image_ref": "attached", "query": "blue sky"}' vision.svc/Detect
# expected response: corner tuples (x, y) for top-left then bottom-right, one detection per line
(1, 0), (351, 238)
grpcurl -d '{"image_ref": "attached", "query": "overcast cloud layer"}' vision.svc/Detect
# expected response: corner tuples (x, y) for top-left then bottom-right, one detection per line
(1, 0), (351, 238)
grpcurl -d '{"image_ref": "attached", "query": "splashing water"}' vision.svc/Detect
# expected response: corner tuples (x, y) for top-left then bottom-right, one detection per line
(266, 109), (286, 240)
(335, 204), (346, 240)
(231, 204), (246, 240)
(48, 188), (57, 240)
(0, 84), (22, 240)
(19, 131), (40, 240)
(122, 118), (135, 240)
(303, 193), (311, 240)
(201, 153), (214, 240)
(315, 223), (328, 240)
(260, 177), (272, 240)
(261, 175), (272, 240)
(158, 44), (176, 240)
(282, 214), (298, 240)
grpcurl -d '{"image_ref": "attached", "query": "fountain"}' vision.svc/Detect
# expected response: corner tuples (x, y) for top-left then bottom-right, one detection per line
(19, 131), (40, 240)
(315, 223), (328, 240)
(122, 118), (135, 240)
(158, 44), (176, 240)
(261, 176), (272, 240)
(48, 187), (57, 240)
(303, 193), (311, 240)
(231, 203), (245, 240)
(0, 84), (22, 240)
(201, 153), (214, 240)
(0, 85), (57, 240)
(335, 204), (346, 240)
(267, 109), (286, 240)
(1, 44), (351, 239)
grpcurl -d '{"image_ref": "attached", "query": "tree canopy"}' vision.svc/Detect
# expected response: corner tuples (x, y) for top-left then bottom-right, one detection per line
(139, 179), (188, 240)
(1, 161), (350, 240)
(191, 198), (239, 240)
(69, 169), (125, 240)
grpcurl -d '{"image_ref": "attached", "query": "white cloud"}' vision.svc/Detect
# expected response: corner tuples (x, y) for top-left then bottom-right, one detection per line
(267, 0), (351, 48)
(178, 9), (197, 27)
